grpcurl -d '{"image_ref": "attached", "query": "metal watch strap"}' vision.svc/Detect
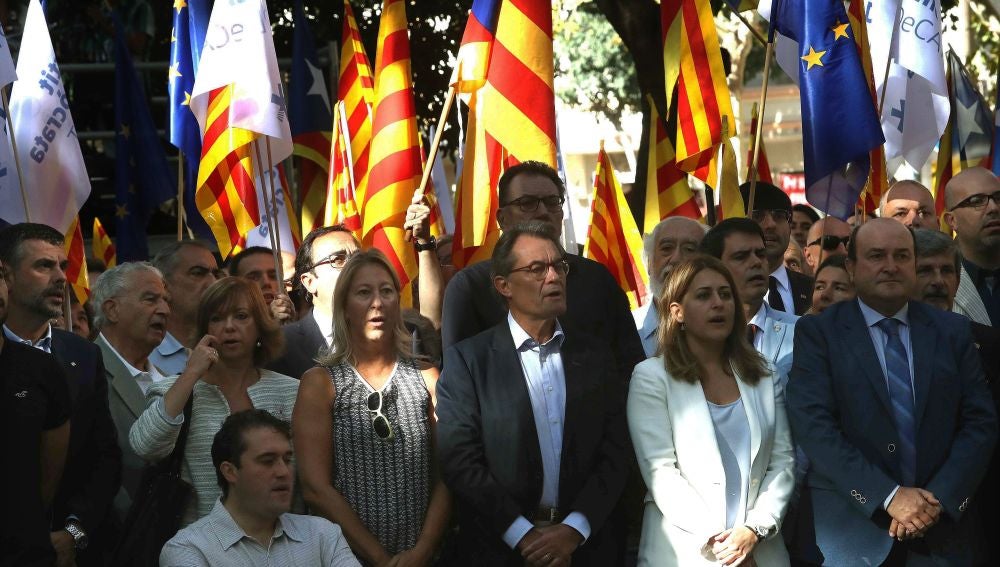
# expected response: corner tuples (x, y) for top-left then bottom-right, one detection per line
(65, 521), (88, 550)
(414, 236), (437, 252)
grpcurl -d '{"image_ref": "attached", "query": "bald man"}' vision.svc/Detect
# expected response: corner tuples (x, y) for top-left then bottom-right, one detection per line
(632, 217), (707, 356)
(803, 217), (852, 273)
(943, 167), (1000, 326)
(880, 180), (939, 230)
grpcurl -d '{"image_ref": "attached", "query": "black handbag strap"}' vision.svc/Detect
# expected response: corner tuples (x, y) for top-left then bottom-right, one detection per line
(165, 395), (194, 476)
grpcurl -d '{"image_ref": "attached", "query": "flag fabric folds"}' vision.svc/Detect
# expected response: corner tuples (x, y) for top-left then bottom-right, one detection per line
(845, 0), (888, 213)
(745, 103), (772, 184)
(92, 217), (117, 268)
(0, 24), (20, 224)
(114, 15), (176, 262)
(771, 0), (884, 220)
(168, 0), (213, 239)
(7, 0), (90, 232)
(585, 145), (649, 310)
(715, 120), (743, 221)
(65, 217), (89, 304)
(662, 0), (736, 185)
(365, 0), (422, 303)
(324, 102), (363, 236)
(241, 165), (302, 256)
(291, 0), (333, 236)
(643, 98), (699, 234)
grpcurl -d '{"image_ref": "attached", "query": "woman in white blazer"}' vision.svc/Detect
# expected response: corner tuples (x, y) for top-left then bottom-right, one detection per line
(628, 255), (794, 566)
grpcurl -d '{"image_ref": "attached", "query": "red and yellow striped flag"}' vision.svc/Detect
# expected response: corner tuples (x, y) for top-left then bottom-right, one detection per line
(195, 85), (261, 259)
(586, 145), (649, 309)
(92, 217), (116, 268)
(644, 98), (700, 233)
(715, 118), (743, 221)
(324, 102), (363, 237)
(365, 0), (421, 304)
(451, 0), (558, 268)
(745, 103), (773, 184)
(663, 0), (735, 185)
(847, 0), (888, 214)
(333, 0), (376, 213)
(64, 217), (89, 304)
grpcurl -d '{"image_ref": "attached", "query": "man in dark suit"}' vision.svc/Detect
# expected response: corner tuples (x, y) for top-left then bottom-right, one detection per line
(437, 222), (630, 566)
(740, 181), (813, 315)
(441, 161), (644, 381)
(787, 218), (997, 566)
(0, 223), (122, 567)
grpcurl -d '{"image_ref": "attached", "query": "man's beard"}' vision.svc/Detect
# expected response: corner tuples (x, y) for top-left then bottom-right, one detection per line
(17, 286), (64, 320)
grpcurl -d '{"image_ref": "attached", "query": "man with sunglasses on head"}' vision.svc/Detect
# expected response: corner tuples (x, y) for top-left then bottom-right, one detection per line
(803, 216), (852, 274)
(437, 222), (630, 567)
(943, 166), (1000, 327)
(740, 182), (813, 315)
(442, 161), (644, 383)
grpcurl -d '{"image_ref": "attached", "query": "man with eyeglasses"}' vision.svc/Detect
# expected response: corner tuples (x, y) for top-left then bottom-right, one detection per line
(804, 217), (852, 274)
(442, 161), (644, 383)
(437, 222), (630, 566)
(740, 182), (813, 315)
(880, 180), (940, 231)
(943, 166), (1000, 327)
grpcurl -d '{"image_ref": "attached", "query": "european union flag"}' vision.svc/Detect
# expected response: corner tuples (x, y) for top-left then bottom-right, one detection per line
(168, 0), (213, 240)
(772, 0), (884, 219)
(114, 15), (175, 261)
(290, 0), (332, 137)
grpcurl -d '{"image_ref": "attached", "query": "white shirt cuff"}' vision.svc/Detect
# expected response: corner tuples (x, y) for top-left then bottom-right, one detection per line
(562, 511), (591, 542)
(502, 516), (534, 550)
(883, 485), (900, 510)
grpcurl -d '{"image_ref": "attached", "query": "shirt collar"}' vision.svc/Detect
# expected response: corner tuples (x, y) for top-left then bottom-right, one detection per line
(312, 309), (334, 347)
(770, 264), (790, 291)
(857, 298), (909, 329)
(507, 312), (564, 351)
(209, 499), (300, 550)
(99, 332), (152, 378)
(3, 324), (53, 353)
(155, 332), (185, 357)
(749, 302), (768, 330)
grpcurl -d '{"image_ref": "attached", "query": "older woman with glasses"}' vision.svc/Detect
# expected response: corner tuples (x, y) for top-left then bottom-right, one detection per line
(628, 256), (794, 566)
(293, 250), (450, 567)
(129, 277), (299, 526)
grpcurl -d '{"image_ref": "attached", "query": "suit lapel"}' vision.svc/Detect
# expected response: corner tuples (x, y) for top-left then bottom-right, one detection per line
(955, 265), (992, 325)
(734, 367), (762, 463)
(842, 302), (894, 416)
(490, 325), (544, 473)
(908, 304), (935, 427)
(50, 331), (80, 403)
(96, 335), (147, 418)
(558, 334), (585, 472)
(760, 305), (787, 366)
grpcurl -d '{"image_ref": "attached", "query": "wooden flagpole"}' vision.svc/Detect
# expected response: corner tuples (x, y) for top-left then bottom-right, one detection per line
(177, 154), (185, 241)
(2, 89), (29, 222)
(745, 25), (777, 215)
(404, 85), (456, 241)
(263, 137), (285, 286)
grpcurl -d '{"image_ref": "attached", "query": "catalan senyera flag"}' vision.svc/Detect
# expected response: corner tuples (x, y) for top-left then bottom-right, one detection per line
(745, 103), (772, 184)
(365, 0), (422, 304)
(325, 102), (363, 236)
(663, 0), (736, 185)
(714, 122), (743, 221)
(451, 0), (558, 267)
(846, 0), (888, 214)
(92, 217), (117, 268)
(65, 217), (89, 304)
(643, 97), (699, 233)
(585, 145), (649, 310)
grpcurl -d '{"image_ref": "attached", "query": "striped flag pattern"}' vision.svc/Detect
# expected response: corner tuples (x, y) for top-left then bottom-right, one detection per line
(643, 98), (699, 234)
(585, 145), (649, 309)
(715, 124), (743, 221)
(92, 217), (117, 268)
(846, 0), (888, 214)
(64, 217), (89, 303)
(745, 103), (772, 184)
(663, 0), (735, 185)
(324, 102), (363, 236)
(333, 0), (376, 211)
(365, 0), (422, 304)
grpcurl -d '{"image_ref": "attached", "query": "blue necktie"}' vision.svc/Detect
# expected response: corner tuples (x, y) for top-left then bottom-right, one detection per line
(877, 318), (916, 486)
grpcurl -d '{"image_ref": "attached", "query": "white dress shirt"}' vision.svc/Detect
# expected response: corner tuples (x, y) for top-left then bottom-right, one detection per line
(314, 309), (334, 347)
(767, 265), (795, 314)
(98, 332), (167, 395)
(149, 331), (189, 376)
(3, 324), (53, 353)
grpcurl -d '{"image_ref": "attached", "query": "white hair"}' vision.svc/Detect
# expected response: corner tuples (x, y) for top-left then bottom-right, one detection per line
(91, 262), (163, 330)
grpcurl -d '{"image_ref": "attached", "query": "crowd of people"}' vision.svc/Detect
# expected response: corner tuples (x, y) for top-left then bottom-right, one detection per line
(1, 162), (999, 567)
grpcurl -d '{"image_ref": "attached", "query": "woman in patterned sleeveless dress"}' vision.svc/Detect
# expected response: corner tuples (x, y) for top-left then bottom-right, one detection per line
(294, 250), (450, 566)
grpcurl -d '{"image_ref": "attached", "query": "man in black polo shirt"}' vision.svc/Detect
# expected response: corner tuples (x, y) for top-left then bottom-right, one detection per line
(0, 264), (72, 567)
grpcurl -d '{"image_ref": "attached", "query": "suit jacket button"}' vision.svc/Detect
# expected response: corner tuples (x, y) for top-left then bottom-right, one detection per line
(887, 443), (896, 453)
(861, 497), (868, 504)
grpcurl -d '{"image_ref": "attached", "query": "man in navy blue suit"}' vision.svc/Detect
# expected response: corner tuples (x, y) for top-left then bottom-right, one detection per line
(787, 218), (997, 566)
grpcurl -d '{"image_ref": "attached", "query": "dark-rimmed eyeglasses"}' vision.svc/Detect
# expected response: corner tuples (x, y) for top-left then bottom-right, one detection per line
(366, 390), (394, 441)
(311, 251), (357, 272)
(500, 195), (565, 213)
(508, 258), (570, 280)
(807, 235), (850, 251)
(750, 209), (791, 223)
(949, 191), (1000, 212)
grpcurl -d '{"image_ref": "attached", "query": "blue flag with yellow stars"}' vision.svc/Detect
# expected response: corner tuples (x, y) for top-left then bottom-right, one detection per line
(114, 15), (175, 261)
(772, 0), (884, 219)
(168, 0), (213, 240)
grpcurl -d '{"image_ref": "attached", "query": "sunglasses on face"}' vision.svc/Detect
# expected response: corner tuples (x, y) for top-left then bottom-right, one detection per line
(808, 235), (850, 251)
(949, 191), (1000, 212)
(500, 194), (566, 213)
(366, 390), (394, 441)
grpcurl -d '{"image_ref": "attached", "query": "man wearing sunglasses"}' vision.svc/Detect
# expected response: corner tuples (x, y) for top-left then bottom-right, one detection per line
(437, 222), (630, 567)
(943, 167), (1000, 327)
(804, 217), (852, 274)
(740, 182), (813, 315)
(442, 161), (644, 383)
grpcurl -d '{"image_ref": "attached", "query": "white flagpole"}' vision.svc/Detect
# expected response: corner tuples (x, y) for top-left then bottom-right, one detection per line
(2, 88), (29, 221)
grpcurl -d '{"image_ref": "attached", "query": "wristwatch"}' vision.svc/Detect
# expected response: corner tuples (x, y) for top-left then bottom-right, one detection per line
(745, 523), (773, 542)
(414, 236), (438, 252)
(65, 520), (89, 551)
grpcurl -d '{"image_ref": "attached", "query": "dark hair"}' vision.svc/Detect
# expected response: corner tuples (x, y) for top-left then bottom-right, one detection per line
(228, 246), (274, 277)
(497, 161), (566, 206)
(0, 223), (64, 269)
(792, 204), (820, 223)
(86, 258), (107, 274)
(658, 255), (767, 384)
(293, 225), (356, 298)
(196, 277), (284, 366)
(490, 221), (566, 280)
(211, 409), (291, 498)
(913, 228), (960, 273)
(813, 254), (849, 280)
(700, 218), (765, 259)
(151, 240), (214, 278)
(846, 220), (916, 262)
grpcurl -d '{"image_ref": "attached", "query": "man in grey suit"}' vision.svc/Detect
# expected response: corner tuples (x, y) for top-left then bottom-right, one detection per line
(91, 262), (172, 522)
(943, 166), (1000, 326)
(701, 218), (797, 387)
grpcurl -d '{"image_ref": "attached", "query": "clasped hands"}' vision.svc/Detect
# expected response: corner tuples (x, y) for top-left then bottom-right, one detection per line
(704, 526), (757, 566)
(886, 487), (942, 541)
(518, 524), (582, 567)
